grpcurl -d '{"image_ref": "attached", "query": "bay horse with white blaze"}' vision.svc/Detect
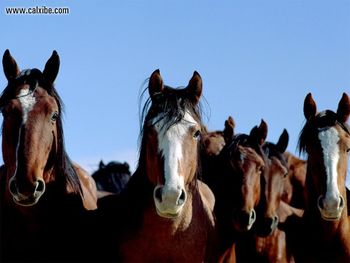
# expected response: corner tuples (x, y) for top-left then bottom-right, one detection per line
(99, 69), (218, 262)
(295, 92), (350, 262)
(0, 50), (97, 262)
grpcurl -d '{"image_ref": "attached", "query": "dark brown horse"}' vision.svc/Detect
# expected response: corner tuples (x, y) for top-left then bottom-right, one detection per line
(99, 69), (218, 262)
(236, 129), (295, 263)
(201, 116), (268, 261)
(255, 129), (289, 237)
(294, 92), (350, 262)
(0, 50), (97, 262)
(92, 160), (131, 197)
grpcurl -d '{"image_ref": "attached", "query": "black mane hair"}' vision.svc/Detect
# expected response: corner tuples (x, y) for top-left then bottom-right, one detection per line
(0, 69), (82, 195)
(298, 110), (350, 156)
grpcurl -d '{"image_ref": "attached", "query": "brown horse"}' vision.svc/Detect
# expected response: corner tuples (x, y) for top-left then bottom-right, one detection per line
(255, 129), (289, 237)
(0, 50), (97, 262)
(236, 129), (297, 263)
(201, 127), (225, 156)
(282, 151), (306, 209)
(295, 92), (350, 262)
(201, 116), (268, 261)
(100, 69), (217, 262)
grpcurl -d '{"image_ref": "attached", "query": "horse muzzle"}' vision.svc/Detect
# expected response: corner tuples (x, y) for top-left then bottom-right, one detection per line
(234, 208), (256, 232)
(256, 215), (279, 237)
(9, 176), (46, 206)
(317, 195), (344, 221)
(153, 185), (187, 219)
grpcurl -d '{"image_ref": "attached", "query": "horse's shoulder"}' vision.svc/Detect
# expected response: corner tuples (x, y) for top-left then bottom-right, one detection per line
(73, 162), (98, 210)
(198, 179), (215, 213)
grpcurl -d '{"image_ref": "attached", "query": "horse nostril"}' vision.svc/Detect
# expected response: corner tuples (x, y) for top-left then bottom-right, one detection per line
(249, 209), (256, 224)
(154, 187), (163, 202)
(9, 177), (17, 195)
(35, 179), (45, 193)
(317, 195), (325, 210)
(339, 195), (344, 209)
(272, 215), (279, 229)
(178, 189), (186, 205)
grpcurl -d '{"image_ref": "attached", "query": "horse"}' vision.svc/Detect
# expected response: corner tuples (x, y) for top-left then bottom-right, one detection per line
(255, 129), (289, 237)
(282, 151), (306, 209)
(294, 92), (350, 262)
(0, 50), (98, 262)
(97, 69), (218, 262)
(236, 129), (299, 263)
(92, 160), (131, 196)
(201, 126), (225, 156)
(201, 116), (268, 261)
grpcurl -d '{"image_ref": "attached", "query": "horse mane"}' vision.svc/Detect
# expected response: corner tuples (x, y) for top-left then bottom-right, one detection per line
(136, 83), (204, 185)
(0, 69), (82, 195)
(298, 110), (350, 156)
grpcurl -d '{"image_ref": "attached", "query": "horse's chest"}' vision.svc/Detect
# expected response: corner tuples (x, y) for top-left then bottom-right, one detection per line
(119, 213), (208, 262)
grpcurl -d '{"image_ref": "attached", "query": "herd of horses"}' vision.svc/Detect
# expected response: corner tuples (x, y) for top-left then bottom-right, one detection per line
(0, 50), (349, 263)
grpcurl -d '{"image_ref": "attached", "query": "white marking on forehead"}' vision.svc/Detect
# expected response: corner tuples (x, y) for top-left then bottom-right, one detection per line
(18, 88), (36, 124)
(155, 111), (198, 188)
(318, 127), (340, 201)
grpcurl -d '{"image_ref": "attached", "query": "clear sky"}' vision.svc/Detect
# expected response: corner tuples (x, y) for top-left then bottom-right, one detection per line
(0, 0), (349, 176)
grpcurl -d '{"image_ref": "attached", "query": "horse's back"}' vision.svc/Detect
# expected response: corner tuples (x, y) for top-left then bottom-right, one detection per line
(72, 162), (98, 210)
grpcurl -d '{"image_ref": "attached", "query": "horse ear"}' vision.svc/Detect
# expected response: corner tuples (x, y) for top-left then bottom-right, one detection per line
(303, 93), (317, 120)
(2, 49), (20, 81)
(148, 69), (164, 100)
(223, 116), (235, 143)
(250, 119), (268, 146)
(276, 129), (289, 153)
(43, 50), (60, 84)
(336, 93), (350, 123)
(186, 71), (202, 104)
(99, 160), (105, 169)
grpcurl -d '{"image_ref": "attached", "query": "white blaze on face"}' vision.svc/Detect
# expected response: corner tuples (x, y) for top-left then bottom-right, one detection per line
(18, 88), (36, 124)
(154, 111), (197, 189)
(318, 127), (340, 207)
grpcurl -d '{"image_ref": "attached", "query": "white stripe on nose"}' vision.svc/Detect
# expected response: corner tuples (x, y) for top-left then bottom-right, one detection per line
(154, 112), (197, 189)
(318, 127), (341, 210)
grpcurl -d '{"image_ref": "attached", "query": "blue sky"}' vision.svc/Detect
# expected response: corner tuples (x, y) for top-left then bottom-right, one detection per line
(0, 0), (349, 174)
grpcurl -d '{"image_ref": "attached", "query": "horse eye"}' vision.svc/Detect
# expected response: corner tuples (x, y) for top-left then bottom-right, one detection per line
(193, 130), (201, 139)
(51, 111), (59, 121)
(259, 166), (265, 173)
(347, 148), (350, 153)
(284, 172), (288, 178)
